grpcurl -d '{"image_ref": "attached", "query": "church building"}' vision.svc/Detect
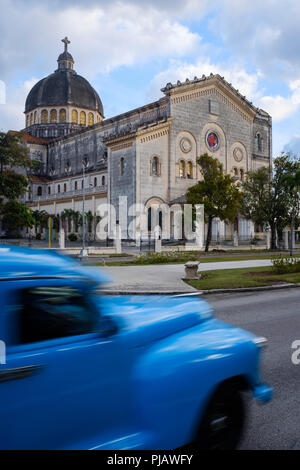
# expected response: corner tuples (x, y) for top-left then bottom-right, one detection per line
(21, 38), (272, 243)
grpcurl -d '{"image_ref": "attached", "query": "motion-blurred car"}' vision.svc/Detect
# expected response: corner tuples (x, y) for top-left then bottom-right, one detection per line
(0, 246), (272, 450)
(0, 230), (7, 239)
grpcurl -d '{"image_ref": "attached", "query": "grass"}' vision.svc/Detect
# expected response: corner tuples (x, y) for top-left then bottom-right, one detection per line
(93, 251), (300, 266)
(185, 266), (300, 290)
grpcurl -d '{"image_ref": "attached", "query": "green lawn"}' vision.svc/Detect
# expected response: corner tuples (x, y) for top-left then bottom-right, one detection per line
(185, 266), (300, 290)
(98, 252), (300, 266)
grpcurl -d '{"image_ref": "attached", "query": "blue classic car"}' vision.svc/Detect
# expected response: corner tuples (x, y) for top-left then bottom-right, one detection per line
(0, 246), (272, 450)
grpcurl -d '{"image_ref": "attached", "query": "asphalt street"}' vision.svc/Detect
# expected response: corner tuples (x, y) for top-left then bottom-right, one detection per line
(204, 287), (300, 450)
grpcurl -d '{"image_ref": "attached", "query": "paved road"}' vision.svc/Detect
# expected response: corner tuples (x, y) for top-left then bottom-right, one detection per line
(204, 288), (300, 450)
(101, 259), (273, 293)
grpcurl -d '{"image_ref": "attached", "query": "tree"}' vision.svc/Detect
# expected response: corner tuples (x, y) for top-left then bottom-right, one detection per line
(32, 210), (49, 235)
(241, 154), (299, 249)
(0, 131), (30, 172)
(186, 153), (241, 252)
(60, 208), (74, 232)
(0, 131), (44, 201)
(0, 132), (31, 200)
(282, 163), (300, 255)
(2, 201), (34, 236)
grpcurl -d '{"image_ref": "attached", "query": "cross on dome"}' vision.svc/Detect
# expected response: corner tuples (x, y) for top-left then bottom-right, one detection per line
(62, 37), (70, 53)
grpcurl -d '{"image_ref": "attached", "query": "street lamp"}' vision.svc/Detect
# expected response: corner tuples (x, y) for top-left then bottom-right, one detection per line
(80, 156), (89, 258)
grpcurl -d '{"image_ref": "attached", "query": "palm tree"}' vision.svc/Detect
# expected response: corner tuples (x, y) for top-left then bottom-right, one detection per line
(60, 208), (74, 233)
(32, 210), (48, 235)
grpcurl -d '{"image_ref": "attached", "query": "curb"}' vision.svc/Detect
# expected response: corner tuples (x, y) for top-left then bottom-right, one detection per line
(101, 283), (300, 296)
(101, 290), (197, 295)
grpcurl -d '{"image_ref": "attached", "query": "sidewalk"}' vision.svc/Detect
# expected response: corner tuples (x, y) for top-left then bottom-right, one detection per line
(100, 259), (273, 294)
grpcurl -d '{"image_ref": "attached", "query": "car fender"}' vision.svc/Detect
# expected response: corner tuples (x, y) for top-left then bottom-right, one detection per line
(132, 318), (260, 449)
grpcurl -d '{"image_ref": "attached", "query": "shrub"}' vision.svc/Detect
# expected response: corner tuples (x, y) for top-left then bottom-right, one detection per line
(271, 255), (300, 274)
(68, 233), (78, 242)
(134, 251), (198, 265)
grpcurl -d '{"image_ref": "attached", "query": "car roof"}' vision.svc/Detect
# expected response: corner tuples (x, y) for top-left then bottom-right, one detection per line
(0, 245), (111, 284)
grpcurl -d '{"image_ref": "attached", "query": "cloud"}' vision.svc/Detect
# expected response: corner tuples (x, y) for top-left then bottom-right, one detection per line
(212, 0), (300, 82)
(283, 135), (300, 155)
(0, 0), (201, 82)
(0, 78), (38, 132)
(257, 80), (300, 122)
(147, 57), (262, 102)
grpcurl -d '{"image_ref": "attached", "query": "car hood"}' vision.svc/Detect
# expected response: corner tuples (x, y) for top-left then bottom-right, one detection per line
(99, 295), (213, 347)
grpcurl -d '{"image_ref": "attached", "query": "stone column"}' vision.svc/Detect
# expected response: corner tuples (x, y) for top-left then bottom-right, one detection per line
(136, 228), (141, 249)
(59, 229), (65, 249)
(265, 231), (271, 249)
(195, 204), (204, 249)
(115, 223), (122, 254)
(154, 226), (162, 253)
(233, 230), (239, 247)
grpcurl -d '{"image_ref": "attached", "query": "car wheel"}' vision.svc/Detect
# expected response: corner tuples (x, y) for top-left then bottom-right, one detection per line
(195, 385), (245, 450)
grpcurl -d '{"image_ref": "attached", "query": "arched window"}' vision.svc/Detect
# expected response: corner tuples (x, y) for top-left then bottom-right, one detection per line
(30, 113), (33, 125)
(50, 109), (57, 123)
(26, 115), (30, 127)
(158, 210), (162, 230)
(88, 113), (94, 126)
(75, 181), (78, 190)
(58, 184), (61, 193)
(59, 109), (66, 123)
(94, 177), (97, 187)
(256, 133), (262, 151)
(187, 161), (193, 179)
(80, 111), (86, 126)
(41, 110), (48, 123)
(34, 111), (37, 124)
(37, 186), (42, 196)
(81, 179), (84, 189)
(147, 207), (152, 232)
(151, 156), (160, 176)
(65, 160), (71, 174)
(48, 187), (51, 195)
(120, 157), (125, 176)
(179, 160), (185, 178)
(102, 175), (105, 186)
(64, 183), (67, 192)
(72, 109), (78, 124)
(233, 167), (238, 178)
(240, 168), (244, 181)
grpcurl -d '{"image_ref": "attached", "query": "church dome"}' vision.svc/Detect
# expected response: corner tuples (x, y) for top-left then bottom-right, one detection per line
(25, 70), (104, 117)
(24, 37), (104, 138)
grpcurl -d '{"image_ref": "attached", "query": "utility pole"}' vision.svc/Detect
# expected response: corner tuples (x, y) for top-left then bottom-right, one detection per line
(80, 157), (88, 258)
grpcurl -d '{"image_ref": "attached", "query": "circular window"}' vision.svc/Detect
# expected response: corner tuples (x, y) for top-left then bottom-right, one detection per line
(206, 131), (219, 151)
(180, 137), (192, 153)
(233, 147), (244, 162)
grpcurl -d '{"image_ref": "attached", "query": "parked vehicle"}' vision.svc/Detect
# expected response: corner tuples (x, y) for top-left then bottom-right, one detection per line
(0, 230), (7, 239)
(0, 246), (272, 450)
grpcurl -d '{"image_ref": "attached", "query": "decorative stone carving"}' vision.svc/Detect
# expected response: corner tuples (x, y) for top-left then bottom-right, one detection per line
(233, 147), (244, 162)
(206, 131), (219, 151)
(180, 137), (192, 153)
(184, 261), (200, 280)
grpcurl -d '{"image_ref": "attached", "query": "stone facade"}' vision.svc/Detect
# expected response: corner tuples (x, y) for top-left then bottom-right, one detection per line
(23, 71), (272, 243)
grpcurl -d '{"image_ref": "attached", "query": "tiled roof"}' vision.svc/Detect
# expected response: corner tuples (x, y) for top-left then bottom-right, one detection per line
(21, 133), (53, 144)
(29, 176), (51, 183)
(9, 131), (53, 144)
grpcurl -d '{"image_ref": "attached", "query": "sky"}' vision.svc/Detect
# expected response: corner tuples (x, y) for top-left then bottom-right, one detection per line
(0, 0), (300, 157)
